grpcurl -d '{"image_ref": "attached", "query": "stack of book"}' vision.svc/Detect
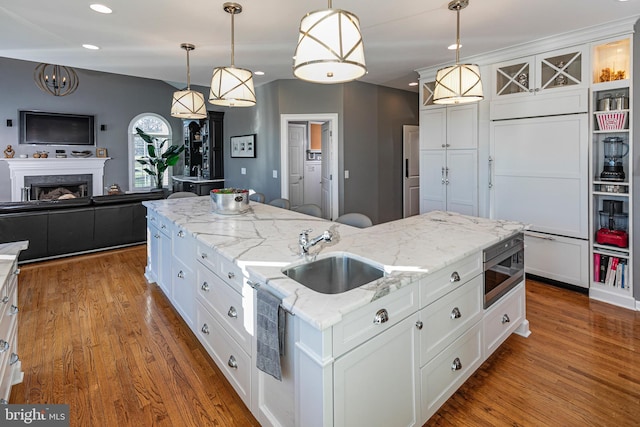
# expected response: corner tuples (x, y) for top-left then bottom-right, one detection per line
(594, 254), (629, 289)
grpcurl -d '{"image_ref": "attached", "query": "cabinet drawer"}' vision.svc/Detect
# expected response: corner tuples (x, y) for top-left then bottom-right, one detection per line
(196, 240), (218, 273)
(333, 284), (418, 357)
(0, 268), (18, 322)
(171, 258), (195, 329)
(147, 211), (171, 235)
(419, 253), (482, 307)
(483, 281), (525, 356)
(195, 301), (251, 406)
(172, 226), (195, 266)
(217, 255), (243, 293)
(419, 275), (482, 365)
(524, 232), (588, 288)
(420, 322), (483, 422)
(196, 263), (251, 354)
(0, 316), (18, 397)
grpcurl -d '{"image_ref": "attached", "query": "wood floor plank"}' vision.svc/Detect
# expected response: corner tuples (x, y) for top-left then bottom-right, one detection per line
(8, 246), (640, 427)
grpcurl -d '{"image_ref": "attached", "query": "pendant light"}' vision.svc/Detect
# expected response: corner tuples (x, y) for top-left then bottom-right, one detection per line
(209, 2), (256, 107)
(34, 63), (79, 97)
(293, 0), (366, 84)
(171, 43), (207, 119)
(433, 0), (483, 104)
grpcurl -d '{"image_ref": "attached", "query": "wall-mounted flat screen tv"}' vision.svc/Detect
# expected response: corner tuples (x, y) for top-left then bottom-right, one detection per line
(19, 110), (95, 146)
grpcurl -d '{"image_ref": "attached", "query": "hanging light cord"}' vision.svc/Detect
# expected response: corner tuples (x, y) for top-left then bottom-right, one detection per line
(455, 3), (461, 65)
(230, 8), (235, 67)
(186, 48), (192, 89)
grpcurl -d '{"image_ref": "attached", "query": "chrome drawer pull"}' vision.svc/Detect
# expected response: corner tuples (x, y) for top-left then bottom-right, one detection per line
(154, 234), (161, 239)
(450, 271), (461, 283)
(201, 252), (208, 259)
(373, 309), (389, 325)
(1, 296), (8, 304)
(0, 340), (9, 353)
(201, 324), (210, 335)
(451, 357), (462, 371)
(228, 355), (238, 369)
(177, 230), (185, 238)
(415, 321), (423, 330)
(9, 353), (19, 366)
(201, 282), (210, 292)
(161, 224), (166, 229)
(177, 270), (184, 279)
(227, 272), (235, 280)
(13, 268), (20, 276)
(9, 305), (18, 315)
(502, 314), (511, 324)
(0, 399), (7, 405)
(228, 306), (238, 318)
(450, 307), (462, 320)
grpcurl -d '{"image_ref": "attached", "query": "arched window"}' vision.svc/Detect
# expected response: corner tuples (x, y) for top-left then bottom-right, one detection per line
(128, 113), (173, 191)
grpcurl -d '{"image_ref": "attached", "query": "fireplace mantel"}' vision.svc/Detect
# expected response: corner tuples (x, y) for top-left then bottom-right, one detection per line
(2, 157), (110, 201)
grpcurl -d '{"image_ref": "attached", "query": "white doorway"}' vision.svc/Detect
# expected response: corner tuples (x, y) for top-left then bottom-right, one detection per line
(403, 125), (420, 218)
(280, 114), (339, 220)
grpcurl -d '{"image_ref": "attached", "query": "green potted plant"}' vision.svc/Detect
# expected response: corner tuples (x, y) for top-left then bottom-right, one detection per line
(135, 127), (185, 190)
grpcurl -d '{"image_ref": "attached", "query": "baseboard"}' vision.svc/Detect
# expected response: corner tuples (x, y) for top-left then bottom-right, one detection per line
(526, 273), (589, 295)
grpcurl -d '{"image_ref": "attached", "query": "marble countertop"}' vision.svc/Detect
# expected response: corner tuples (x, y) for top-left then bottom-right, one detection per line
(0, 241), (28, 282)
(144, 197), (525, 329)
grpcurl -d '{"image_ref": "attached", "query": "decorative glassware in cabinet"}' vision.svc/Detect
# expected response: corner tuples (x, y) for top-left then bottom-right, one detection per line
(539, 51), (582, 89)
(592, 38), (630, 84)
(422, 81), (436, 106)
(495, 62), (530, 96)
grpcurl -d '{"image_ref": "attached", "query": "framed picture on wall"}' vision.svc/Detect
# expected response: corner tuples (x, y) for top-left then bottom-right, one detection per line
(230, 134), (256, 158)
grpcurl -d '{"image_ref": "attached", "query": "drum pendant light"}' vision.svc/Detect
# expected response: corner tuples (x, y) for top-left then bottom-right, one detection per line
(171, 43), (207, 119)
(433, 0), (483, 104)
(293, 0), (366, 84)
(209, 2), (256, 107)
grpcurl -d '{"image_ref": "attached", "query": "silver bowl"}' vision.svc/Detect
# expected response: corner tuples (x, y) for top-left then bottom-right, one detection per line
(210, 189), (250, 215)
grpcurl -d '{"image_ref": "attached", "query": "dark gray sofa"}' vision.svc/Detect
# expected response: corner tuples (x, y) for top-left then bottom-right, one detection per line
(0, 192), (164, 263)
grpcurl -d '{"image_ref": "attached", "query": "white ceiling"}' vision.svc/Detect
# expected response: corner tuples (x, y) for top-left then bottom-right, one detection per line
(1, 1), (639, 93)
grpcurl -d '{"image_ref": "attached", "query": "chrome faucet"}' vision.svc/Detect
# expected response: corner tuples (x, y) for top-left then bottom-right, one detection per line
(299, 229), (332, 255)
(192, 164), (202, 178)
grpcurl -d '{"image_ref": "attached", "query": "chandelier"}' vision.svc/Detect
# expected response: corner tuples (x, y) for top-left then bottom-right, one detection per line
(34, 63), (79, 97)
(171, 43), (207, 119)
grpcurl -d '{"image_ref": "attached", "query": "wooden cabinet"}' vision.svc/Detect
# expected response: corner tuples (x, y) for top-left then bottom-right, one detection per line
(420, 104), (478, 216)
(0, 242), (27, 403)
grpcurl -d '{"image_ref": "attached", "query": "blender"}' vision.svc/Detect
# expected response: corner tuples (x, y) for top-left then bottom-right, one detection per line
(600, 136), (628, 181)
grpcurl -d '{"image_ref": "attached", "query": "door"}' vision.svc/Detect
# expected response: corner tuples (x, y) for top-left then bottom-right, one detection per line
(447, 150), (478, 216)
(288, 124), (306, 207)
(320, 121), (332, 220)
(403, 125), (420, 218)
(419, 150), (446, 213)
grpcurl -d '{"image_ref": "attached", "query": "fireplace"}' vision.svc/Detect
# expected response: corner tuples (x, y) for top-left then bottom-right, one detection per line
(2, 158), (109, 202)
(24, 174), (92, 200)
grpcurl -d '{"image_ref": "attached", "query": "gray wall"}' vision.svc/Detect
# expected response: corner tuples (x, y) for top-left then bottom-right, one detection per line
(0, 56), (191, 200)
(224, 79), (418, 223)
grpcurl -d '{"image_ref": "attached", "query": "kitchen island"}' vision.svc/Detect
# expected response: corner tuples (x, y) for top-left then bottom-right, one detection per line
(143, 197), (529, 426)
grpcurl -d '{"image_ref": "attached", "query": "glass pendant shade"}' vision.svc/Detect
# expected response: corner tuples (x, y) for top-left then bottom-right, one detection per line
(433, 63), (483, 104)
(293, 8), (366, 84)
(209, 66), (256, 107)
(171, 90), (206, 119)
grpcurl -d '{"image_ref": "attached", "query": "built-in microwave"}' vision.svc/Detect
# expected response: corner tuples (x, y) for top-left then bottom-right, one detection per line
(483, 233), (525, 309)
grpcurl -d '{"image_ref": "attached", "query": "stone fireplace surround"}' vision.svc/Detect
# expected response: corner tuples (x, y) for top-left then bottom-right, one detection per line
(3, 158), (109, 202)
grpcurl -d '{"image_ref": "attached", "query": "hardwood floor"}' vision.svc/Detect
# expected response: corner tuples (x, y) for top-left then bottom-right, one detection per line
(9, 246), (640, 426)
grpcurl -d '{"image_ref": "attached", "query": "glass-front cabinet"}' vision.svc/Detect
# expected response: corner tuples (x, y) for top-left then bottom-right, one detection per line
(493, 46), (587, 98)
(421, 81), (436, 108)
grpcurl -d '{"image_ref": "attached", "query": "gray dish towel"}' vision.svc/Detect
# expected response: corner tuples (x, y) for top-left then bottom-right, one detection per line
(256, 287), (285, 381)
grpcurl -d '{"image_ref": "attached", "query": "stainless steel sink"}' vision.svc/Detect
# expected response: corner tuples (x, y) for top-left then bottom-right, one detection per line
(283, 254), (384, 294)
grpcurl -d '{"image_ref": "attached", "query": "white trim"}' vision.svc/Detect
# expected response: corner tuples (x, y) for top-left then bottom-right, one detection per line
(128, 113), (173, 191)
(280, 113), (339, 220)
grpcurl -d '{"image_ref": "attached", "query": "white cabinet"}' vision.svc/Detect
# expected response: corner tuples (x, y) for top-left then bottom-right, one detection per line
(420, 104), (478, 216)
(146, 213), (172, 296)
(588, 36), (635, 309)
(493, 46), (587, 98)
(525, 232), (589, 288)
(334, 313), (420, 427)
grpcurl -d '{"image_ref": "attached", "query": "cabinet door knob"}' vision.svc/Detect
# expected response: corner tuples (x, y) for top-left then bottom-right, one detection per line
(9, 353), (19, 366)
(201, 252), (208, 259)
(154, 234), (160, 239)
(450, 271), (461, 283)
(227, 272), (235, 280)
(415, 320), (423, 330)
(177, 230), (185, 238)
(451, 357), (462, 371)
(450, 307), (462, 320)
(1, 296), (8, 304)
(228, 355), (238, 369)
(177, 270), (184, 279)
(0, 399), (7, 405)
(201, 282), (210, 292)
(9, 305), (18, 315)
(373, 309), (389, 325)
(0, 340), (8, 353)
(201, 324), (210, 335)
(502, 314), (511, 324)
(227, 306), (238, 318)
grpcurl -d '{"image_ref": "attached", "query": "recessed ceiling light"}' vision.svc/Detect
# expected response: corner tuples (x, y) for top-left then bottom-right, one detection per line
(448, 43), (461, 50)
(83, 44), (100, 50)
(90, 4), (112, 14)
(254, 71), (265, 76)
(408, 82), (418, 87)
